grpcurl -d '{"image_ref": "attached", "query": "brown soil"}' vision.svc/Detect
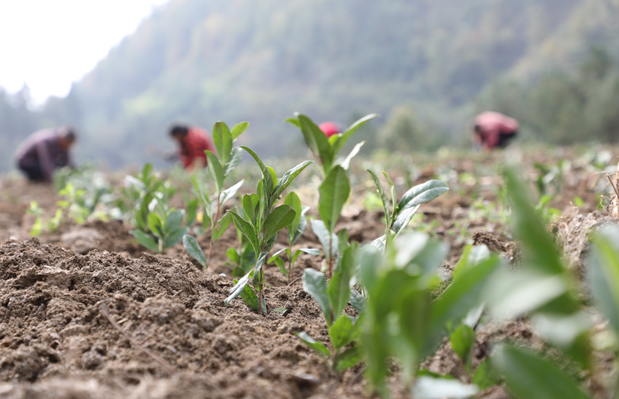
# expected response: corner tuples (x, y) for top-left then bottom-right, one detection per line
(0, 238), (384, 398)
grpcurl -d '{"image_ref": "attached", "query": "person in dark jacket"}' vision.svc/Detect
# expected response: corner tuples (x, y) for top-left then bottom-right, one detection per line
(15, 126), (76, 182)
(169, 124), (215, 169)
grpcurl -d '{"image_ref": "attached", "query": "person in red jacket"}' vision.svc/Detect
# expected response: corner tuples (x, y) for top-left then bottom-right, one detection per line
(319, 122), (341, 138)
(169, 125), (215, 169)
(473, 112), (519, 150)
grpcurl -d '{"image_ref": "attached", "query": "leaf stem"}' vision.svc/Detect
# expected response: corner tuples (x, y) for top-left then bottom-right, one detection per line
(207, 195), (222, 269)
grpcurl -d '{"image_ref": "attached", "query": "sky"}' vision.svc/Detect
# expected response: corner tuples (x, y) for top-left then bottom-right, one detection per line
(0, 0), (169, 104)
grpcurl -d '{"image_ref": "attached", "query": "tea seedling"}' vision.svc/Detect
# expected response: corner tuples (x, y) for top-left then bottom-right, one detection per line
(183, 121), (247, 269)
(224, 146), (312, 315)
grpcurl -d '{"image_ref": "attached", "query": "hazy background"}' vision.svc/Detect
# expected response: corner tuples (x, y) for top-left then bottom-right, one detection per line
(1, 0), (618, 171)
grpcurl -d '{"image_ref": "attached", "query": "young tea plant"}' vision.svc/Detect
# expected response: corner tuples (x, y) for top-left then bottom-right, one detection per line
(224, 147), (313, 315)
(268, 192), (320, 283)
(183, 121), (248, 269)
(27, 201), (62, 236)
(358, 233), (500, 398)
(130, 197), (190, 253)
(367, 170), (448, 251)
(286, 113), (378, 175)
(297, 243), (362, 372)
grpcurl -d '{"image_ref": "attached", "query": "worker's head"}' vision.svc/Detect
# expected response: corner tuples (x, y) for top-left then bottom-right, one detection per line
(473, 123), (482, 134)
(170, 125), (189, 144)
(57, 126), (77, 150)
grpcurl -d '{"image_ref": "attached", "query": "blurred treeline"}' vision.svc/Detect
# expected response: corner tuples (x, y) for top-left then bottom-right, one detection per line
(1, 0), (618, 171)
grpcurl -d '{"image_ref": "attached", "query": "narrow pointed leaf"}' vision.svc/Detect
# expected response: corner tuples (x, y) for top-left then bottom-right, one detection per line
(310, 219), (339, 260)
(367, 169), (391, 227)
(206, 151), (225, 193)
(264, 204), (296, 239)
(219, 180), (244, 207)
(340, 141), (365, 170)
(328, 271), (351, 320)
(229, 211), (259, 254)
(298, 114), (334, 173)
(319, 166), (350, 233)
(332, 113), (379, 155)
(241, 146), (273, 195)
(223, 147), (243, 176)
(396, 180), (448, 216)
(329, 315), (355, 352)
(212, 212), (233, 241)
(183, 235), (207, 268)
(492, 345), (590, 399)
(164, 226), (189, 249)
(303, 269), (332, 325)
(130, 230), (159, 252)
(213, 122), (232, 165)
(296, 332), (331, 360)
(272, 161), (313, 203)
(231, 121), (249, 139)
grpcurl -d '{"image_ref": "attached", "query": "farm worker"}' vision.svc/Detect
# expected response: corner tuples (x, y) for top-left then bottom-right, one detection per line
(473, 112), (519, 150)
(14, 126), (76, 182)
(169, 124), (215, 169)
(319, 122), (341, 138)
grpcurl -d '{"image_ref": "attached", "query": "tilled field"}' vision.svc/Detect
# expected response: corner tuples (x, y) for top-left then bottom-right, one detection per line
(0, 147), (615, 398)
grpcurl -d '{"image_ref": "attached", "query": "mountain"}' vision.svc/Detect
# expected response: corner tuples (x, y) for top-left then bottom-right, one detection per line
(2, 0), (618, 170)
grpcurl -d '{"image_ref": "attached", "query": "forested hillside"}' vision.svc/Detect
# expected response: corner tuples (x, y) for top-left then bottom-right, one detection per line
(1, 0), (618, 170)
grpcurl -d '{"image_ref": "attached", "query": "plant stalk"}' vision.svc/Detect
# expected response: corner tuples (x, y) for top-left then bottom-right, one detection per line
(287, 244), (292, 284)
(206, 195), (221, 269)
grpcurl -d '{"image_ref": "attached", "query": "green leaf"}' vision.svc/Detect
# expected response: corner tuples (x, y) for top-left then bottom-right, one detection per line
(450, 324), (475, 363)
(130, 230), (159, 252)
(349, 288), (366, 313)
(329, 315), (355, 352)
(219, 180), (244, 207)
(332, 113), (379, 156)
(242, 193), (259, 226)
(319, 166), (351, 233)
(284, 117), (300, 128)
(587, 224), (619, 334)
(183, 235), (207, 268)
(391, 205), (421, 236)
(291, 206), (309, 245)
(303, 268), (332, 325)
(268, 248), (288, 263)
(212, 212), (233, 241)
(231, 121), (249, 139)
(383, 172), (397, 221)
(185, 199), (199, 226)
(264, 204), (296, 239)
(285, 192), (303, 244)
(367, 169), (391, 228)
(271, 161), (313, 203)
(226, 247), (239, 263)
(453, 245), (490, 281)
(251, 252), (269, 289)
(328, 270), (351, 320)
(334, 346), (362, 372)
(213, 121), (233, 166)
(147, 213), (164, 238)
(273, 256), (287, 276)
(164, 226), (189, 249)
(492, 345), (590, 399)
(413, 376), (478, 399)
(241, 146), (273, 197)
(166, 209), (185, 233)
(428, 257), (500, 355)
(206, 150), (225, 193)
(296, 332), (331, 361)
(225, 271), (252, 305)
(224, 147), (243, 177)
(396, 180), (448, 217)
(237, 281), (266, 314)
(299, 247), (321, 256)
(298, 114), (334, 173)
(472, 360), (500, 391)
(505, 168), (564, 276)
(229, 211), (259, 254)
(340, 141), (365, 170)
(310, 219), (339, 260)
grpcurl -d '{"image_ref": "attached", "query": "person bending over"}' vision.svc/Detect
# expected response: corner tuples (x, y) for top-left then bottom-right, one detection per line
(473, 112), (519, 150)
(15, 126), (76, 182)
(169, 124), (215, 169)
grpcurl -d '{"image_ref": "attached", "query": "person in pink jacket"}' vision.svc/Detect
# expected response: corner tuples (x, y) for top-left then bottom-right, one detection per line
(473, 112), (519, 150)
